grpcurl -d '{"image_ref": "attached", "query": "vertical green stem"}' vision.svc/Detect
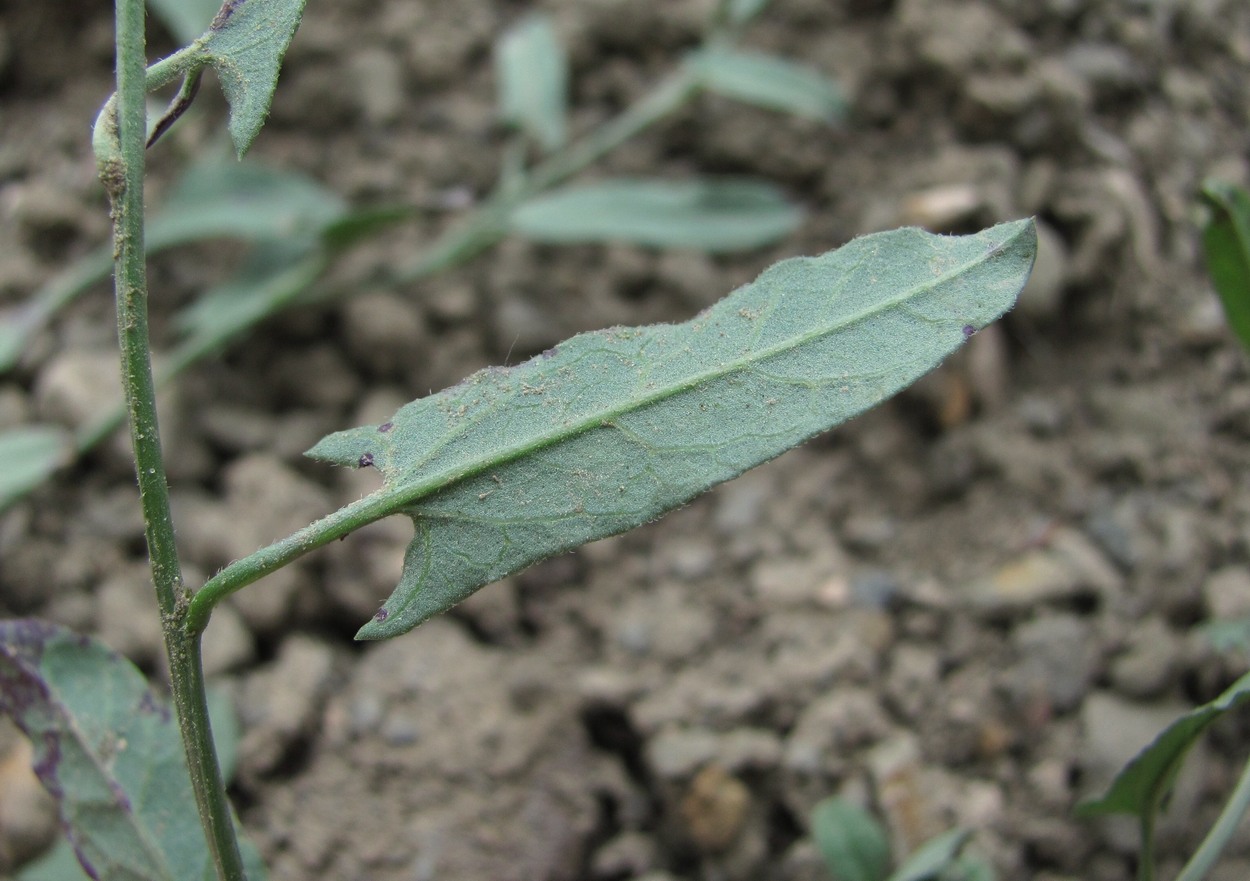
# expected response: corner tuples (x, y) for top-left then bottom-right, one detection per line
(1175, 753), (1250, 881)
(105, 0), (247, 877)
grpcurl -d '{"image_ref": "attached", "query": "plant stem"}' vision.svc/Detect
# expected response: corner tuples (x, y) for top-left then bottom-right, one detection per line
(104, 1), (246, 878)
(188, 491), (396, 634)
(1175, 753), (1250, 881)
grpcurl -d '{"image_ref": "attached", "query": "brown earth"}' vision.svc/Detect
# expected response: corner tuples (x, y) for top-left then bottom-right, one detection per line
(3, 1), (1250, 879)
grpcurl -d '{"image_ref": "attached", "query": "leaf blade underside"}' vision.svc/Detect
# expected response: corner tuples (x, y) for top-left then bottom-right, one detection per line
(0, 620), (265, 881)
(307, 220), (1036, 639)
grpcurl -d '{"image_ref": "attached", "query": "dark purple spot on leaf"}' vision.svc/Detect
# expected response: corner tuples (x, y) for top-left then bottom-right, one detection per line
(378, 421), (394, 433)
(374, 608), (389, 622)
(358, 452), (375, 468)
(962, 324), (976, 339)
(210, 0), (243, 29)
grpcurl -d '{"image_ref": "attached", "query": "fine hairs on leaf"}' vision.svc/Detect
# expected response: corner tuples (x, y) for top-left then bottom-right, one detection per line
(307, 220), (1036, 640)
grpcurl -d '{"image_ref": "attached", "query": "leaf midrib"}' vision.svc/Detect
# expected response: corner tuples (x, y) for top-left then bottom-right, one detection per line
(376, 230), (1019, 516)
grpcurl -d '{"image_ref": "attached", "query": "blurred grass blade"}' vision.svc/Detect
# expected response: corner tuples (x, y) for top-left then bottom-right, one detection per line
(510, 178), (803, 251)
(496, 13), (568, 152)
(0, 158), (343, 376)
(154, 158), (346, 247)
(810, 797), (892, 881)
(886, 828), (972, 881)
(308, 220), (1036, 639)
(194, 0), (308, 156)
(145, 0), (220, 45)
(0, 426), (73, 511)
(177, 241), (327, 343)
(0, 620), (266, 881)
(1200, 180), (1250, 354)
(688, 46), (845, 123)
(1076, 669), (1250, 820)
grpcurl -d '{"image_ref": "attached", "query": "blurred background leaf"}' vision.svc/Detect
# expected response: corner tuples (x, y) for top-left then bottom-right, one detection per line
(0, 427), (73, 512)
(811, 797), (891, 881)
(689, 46), (845, 123)
(509, 178), (802, 251)
(496, 13), (568, 153)
(1200, 180), (1250, 355)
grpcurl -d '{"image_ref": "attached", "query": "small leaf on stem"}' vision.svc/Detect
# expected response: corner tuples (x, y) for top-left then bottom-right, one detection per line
(195, 0), (309, 156)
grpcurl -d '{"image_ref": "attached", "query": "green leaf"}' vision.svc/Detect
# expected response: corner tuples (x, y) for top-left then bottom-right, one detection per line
(724, 0), (774, 26)
(0, 426), (73, 512)
(688, 46), (846, 123)
(1200, 180), (1250, 355)
(14, 688), (248, 881)
(496, 13), (568, 152)
(887, 829), (972, 881)
(510, 178), (803, 252)
(194, 0), (309, 156)
(307, 220), (1036, 639)
(146, 0), (220, 45)
(810, 797), (892, 881)
(1076, 669), (1250, 820)
(0, 620), (265, 881)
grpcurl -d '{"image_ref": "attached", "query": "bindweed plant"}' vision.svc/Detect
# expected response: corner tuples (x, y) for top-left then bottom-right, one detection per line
(0, 0), (842, 510)
(0, 1), (1036, 879)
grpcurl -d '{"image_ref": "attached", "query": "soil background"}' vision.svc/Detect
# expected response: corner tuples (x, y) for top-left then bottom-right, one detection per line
(3, 1), (1250, 879)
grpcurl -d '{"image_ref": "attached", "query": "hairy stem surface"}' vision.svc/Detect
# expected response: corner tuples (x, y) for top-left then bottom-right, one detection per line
(103, 1), (246, 877)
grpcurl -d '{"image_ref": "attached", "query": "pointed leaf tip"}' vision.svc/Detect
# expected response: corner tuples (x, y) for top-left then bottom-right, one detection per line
(194, 0), (309, 156)
(323, 220), (1034, 640)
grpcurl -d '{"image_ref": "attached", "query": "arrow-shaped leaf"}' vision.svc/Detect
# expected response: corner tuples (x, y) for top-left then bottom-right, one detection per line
(308, 220), (1036, 639)
(0, 620), (265, 881)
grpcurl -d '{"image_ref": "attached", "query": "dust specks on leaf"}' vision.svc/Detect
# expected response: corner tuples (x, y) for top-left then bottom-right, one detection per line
(359, 452), (375, 468)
